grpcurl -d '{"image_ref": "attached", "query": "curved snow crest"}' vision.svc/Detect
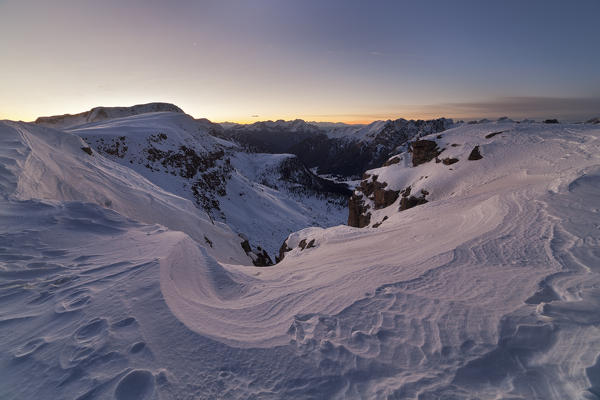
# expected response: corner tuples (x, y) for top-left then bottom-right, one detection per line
(0, 120), (250, 265)
(158, 122), (600, 397)
(34, 102), (184, 129)
(159, 192), (507, 347)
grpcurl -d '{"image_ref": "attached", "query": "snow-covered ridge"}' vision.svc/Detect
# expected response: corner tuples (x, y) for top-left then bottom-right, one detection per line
(66, 111), (349, 258)
(34, 102), (184, 129)
(0, 119), (250, 264)
(1, 115), (600, 399)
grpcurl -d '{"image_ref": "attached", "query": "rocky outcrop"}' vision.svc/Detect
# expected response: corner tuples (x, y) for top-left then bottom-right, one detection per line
(399, 186), (428, 211)
(468, 146), (483, 160)
(298, 239), (315, 250)
(276, 241), (293, 263)
(372, 216), (388, 228)
(241, 237), (273, 266)
(411, 140), (441, 166)
(348, 174), (401, 227)
(275, 237), (316, 263)
(360, 175), (400, 210)
(544, 119), (559, 124)
(383, 156), (401, 166)
(348, 194), (371, 228)
(374, 187), (400, 209)
(442, 157), (459, 165)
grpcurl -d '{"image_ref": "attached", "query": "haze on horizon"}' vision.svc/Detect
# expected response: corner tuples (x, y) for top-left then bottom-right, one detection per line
(1, 0), (599, 124)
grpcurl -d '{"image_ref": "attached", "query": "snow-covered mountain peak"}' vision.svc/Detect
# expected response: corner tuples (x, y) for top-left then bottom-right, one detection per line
(34, 102), (184, 130)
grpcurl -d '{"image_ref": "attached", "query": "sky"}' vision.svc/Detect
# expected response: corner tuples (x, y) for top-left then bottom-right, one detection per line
(1, 0), (599, 123)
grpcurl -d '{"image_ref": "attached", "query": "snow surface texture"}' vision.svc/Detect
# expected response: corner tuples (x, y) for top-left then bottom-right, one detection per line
(1, 118), (600, 399)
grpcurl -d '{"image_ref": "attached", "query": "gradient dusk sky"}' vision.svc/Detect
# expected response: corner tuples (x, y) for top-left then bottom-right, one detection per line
(1, 0), (599, 123)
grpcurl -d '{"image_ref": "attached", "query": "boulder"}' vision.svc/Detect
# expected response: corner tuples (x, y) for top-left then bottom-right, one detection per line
(411, 140), (440, 166)
(442, 157), (459, 165)
(468, 146), (483, 160)
(348, 194), (371, 228)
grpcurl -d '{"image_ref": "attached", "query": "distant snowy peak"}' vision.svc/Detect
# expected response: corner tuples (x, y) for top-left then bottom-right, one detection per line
(220, 117), (453, 177)
(326, 118), (454, 142)
(230, 119), (322, 134)
(34, 102), (184, 129)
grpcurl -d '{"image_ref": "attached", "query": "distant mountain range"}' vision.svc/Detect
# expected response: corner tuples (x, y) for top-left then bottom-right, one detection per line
(216, 117), (453, 178)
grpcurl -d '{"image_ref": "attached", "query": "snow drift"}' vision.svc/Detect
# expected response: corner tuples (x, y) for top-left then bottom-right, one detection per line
(1, 117), (599, 399)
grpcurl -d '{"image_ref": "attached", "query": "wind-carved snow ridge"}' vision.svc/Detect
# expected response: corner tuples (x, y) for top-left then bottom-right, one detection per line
(1, 116), (599, 399)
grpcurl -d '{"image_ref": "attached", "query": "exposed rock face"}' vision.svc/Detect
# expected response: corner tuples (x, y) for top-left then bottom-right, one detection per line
(399, 186), (428, 211)
(276, 241), (293, 263)
(586, 117), (600, 124)
(275, 237), (316, 263)
(241, 238), (273, 266)
(348, 173), (401, 228)
(411, 140), (440, 166)
(468, 146), (483, 160)
(252, 249), (273, 267)
(360, 175), (400, 210)
(374, 188), (400, 209)
(442, 157), (459, 165)
(400, 196), (428, 210)
(348, 194), (371, 228)
(372, 216), (388, 228)
(544, 119), (559, 124)
(383, 156), (401, 166)
(298, 238), (315, 250)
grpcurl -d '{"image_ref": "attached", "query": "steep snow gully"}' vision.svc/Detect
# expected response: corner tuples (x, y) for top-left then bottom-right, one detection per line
(0, 115), (599, 399)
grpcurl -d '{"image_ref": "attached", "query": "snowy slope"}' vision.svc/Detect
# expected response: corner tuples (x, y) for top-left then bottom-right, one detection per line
(0, 120), (249, 265)
(34, 102), (184, 130)
(1, 119), (599, 399)
(67, 111), (348, 257)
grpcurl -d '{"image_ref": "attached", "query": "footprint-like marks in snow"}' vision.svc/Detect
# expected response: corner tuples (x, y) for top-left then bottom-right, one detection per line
(74, 318), (108, 343)
(114, 370), (155, 400)
(112, 316), (136, 328)
(55, 289), (92, 313)
(130, 342), (146, 354)
(13, 338), (47, 359)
